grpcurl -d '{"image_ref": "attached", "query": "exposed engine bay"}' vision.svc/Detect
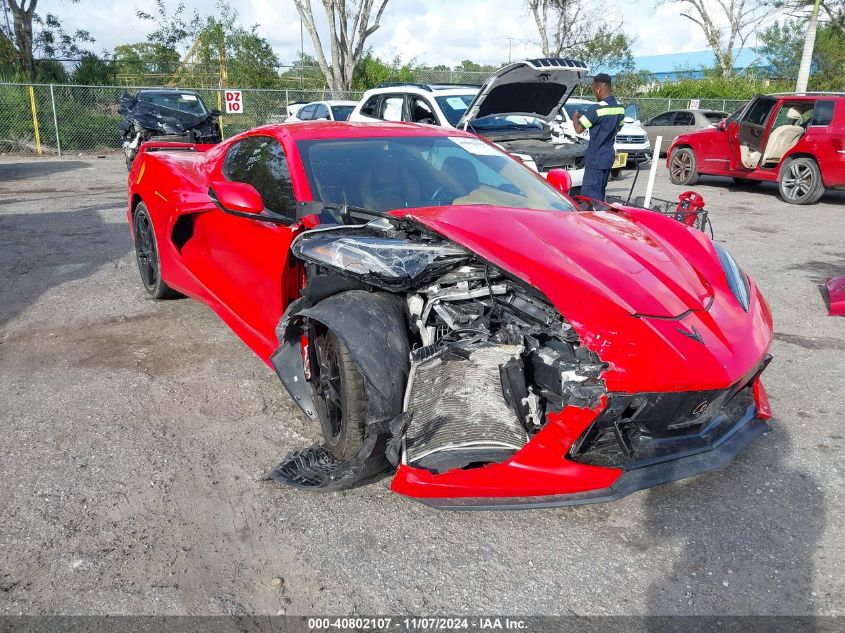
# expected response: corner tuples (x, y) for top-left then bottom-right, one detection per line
(267, 216), (607, 489)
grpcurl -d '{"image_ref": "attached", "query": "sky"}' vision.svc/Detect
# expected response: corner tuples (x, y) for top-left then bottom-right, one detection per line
(48, 0), (731, 68)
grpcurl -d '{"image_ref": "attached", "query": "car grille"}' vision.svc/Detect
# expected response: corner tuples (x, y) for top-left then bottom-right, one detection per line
(569, 358), (770, 470)
(617, 135), (646, 144)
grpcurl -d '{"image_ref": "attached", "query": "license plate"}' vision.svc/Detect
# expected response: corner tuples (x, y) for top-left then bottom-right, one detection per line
(613, 152), (628, 169)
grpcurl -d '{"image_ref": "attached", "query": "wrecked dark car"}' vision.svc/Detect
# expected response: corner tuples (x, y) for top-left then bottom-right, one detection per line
(126, 119), (774, 509)
(118, 89), (222, 169)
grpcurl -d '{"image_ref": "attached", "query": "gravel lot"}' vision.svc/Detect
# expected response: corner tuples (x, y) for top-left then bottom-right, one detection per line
(0, 155), (843, 617)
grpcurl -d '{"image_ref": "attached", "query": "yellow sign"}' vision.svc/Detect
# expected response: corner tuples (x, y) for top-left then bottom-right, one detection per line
(613, 152), (628, 169)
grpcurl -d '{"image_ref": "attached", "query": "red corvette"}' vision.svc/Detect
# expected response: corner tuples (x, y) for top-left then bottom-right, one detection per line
(127, 120), (773, 509)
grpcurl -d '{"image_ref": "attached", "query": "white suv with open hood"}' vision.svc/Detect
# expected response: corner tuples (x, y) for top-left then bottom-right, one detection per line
(348, 59), (589, 187)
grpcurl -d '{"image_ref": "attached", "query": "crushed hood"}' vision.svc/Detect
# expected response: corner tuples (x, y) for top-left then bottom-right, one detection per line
(457, 58), (588, 127)
(402, 204), (713, 320)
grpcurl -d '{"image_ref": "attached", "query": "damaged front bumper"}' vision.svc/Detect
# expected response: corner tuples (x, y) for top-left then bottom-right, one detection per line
(391, 372), (772, 510)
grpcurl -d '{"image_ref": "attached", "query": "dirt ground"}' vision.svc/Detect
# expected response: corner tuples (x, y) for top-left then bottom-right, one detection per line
(0, 155), (843, 617)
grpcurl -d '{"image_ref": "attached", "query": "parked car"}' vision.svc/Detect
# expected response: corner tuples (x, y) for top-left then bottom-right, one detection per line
(667, 93), (845, 204)
(644, 109), (729, 154)
(286, 100), (358, 122)
(117, 89), (222, 169)
(558, 98), (652, 172)
(348, 59), (589, 187)
(125, 119), (773, 508)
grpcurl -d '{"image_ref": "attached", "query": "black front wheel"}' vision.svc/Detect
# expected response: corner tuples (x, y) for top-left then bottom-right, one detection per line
(308, 324), (367, 461)
(133, 203), (180, 299)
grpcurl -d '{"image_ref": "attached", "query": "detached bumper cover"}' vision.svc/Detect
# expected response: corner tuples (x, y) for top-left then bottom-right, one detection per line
(415, 406), (768, 510)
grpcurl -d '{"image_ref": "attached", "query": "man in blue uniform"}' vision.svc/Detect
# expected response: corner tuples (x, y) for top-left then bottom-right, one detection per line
(572, 73), (625, 201)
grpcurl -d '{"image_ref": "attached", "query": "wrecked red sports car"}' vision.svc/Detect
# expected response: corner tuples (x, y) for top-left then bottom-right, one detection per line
(127, 120), (773, 509)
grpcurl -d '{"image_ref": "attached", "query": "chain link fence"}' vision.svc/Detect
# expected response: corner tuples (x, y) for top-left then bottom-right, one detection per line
(0, 82), (748, 156)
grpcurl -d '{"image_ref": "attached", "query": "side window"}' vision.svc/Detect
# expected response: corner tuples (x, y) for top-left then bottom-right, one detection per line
(360, 96), (380, 117)
(811, 100), (835, 126)
(298, 104), (316, 120)
(313, 104), (330, 120)
(380, 95), (405, 122)
(675, 112), (695, 126)
(224, 136), (296, 218)
(409, 96), (438, 125)
(648, 112), (674, 126)
(744, 98), (777, 126)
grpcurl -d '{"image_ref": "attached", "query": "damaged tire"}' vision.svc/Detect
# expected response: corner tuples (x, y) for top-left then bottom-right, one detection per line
(309, 323), (367, 461)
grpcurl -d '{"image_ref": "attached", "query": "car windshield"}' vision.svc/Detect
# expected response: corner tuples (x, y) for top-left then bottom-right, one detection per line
(331, 105), (355, 121)
(705, 111), (728, 122)
(138, 91), (207, 116)
(297, 135), (576, 214)
(434, 94), (475, 126)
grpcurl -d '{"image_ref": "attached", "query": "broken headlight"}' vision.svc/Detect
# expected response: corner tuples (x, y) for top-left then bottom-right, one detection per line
(713, 243), (750, 312)
(292, 231), (467, 283)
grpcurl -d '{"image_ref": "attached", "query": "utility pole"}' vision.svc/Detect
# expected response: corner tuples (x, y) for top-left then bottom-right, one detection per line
(796, 0), (821, 93)
(506, 37), (514, 64)
(300, 19), (304, 90)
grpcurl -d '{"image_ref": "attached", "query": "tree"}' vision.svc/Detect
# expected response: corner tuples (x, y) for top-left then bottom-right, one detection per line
(525, 0), (635, 73)
(292, 0), (391, 96)
(113, 42), (181, 80)
(760, 16), (845, 89)
(2, 0), (37, 78)
(134, 0), (280, 88)
(71, 51), (115, 85)
(1, 0), (93, 79)
(659, 0), (769, 77)
(759, 20), (803, 78)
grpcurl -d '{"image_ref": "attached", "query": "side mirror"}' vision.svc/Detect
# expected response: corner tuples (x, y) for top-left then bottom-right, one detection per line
(209, 181), (264, 215)
(717, 119), (727, 131)
(209, 108), (223, 118)
(546, 168), (572, 195)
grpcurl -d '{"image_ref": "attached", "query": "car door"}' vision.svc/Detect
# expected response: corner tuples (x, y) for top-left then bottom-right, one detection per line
(672, 111), (697, 142)
(312, 103), (330, 121)
(379, 94), (407, 122)
(645, 111), (676, 150)
(407, 95), (439, 125)
(730, 96), (778, 170)
(297, 104), (316, 121)
(183, 135), (303, 357)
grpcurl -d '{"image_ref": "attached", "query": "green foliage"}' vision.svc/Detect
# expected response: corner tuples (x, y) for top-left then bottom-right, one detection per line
(639, 74), (793, 98)
(33, 13), (94, 59)
(114, 43), (181, 80)
(759, 18), (845, 90)
(71, 53), (116, 86)
(759, 21), (804, 80)
(352, 52), (418, 90)
(571, 27), (635, 74)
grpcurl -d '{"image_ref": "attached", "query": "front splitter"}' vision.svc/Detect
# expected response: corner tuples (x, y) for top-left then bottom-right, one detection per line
(410, 408), (769, 511)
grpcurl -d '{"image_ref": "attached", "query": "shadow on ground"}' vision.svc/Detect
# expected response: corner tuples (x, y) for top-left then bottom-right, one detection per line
(0, 161), (91, 181)
(644, 428), (824, 618)
(0, 208), (131, 328)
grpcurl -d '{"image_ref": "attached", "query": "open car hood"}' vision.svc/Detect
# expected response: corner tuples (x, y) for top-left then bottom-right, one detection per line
(457, 58), (588, 128)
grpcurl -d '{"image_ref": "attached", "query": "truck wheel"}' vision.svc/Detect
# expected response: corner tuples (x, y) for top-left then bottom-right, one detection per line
(669, 147), (699, 185)
(779, 157), (825, 205)
(133, 203), (180, 299)
(308, 324), (367, 461)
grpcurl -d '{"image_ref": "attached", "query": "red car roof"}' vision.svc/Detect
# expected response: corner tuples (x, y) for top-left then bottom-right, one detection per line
(257, 120), (471, 142)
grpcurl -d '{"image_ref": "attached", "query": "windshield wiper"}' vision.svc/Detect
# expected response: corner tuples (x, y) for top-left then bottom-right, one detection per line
(297, 201), (398, 225)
